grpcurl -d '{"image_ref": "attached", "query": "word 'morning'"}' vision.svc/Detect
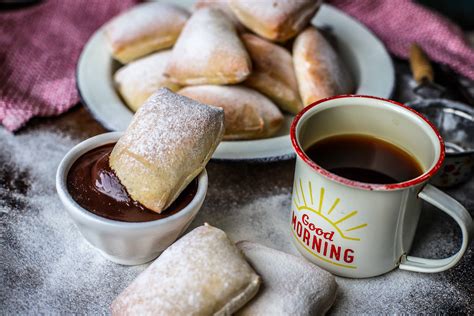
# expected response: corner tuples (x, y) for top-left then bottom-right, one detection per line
(292, 212), (355, 264)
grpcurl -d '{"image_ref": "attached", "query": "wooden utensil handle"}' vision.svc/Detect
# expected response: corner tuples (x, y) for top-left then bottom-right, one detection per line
(409, 44), (434, 84)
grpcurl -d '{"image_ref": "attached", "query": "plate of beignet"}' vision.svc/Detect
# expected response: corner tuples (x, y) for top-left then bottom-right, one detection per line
(77, 0), (394, 161)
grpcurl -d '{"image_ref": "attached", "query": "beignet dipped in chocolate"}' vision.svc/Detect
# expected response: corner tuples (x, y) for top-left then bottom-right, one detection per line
(194, 0), (245, 32)
(178, 85), (284, 140)
(242, 33), (303, 114)
(111, 224), (261, 315)
(109, 88), (224, 213)
(105, 2), (190, 63)
(164, 8), (252, 85)
(293, 26), (353, 106)
(114, 50), (180, 112)
(229, 0), (322, 42)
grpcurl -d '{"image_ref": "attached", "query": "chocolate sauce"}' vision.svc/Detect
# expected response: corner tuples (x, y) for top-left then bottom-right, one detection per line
(67, 143), (198, 222)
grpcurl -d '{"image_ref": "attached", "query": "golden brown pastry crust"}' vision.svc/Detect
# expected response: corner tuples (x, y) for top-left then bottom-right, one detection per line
(111, 225), (261, 316)
(242, 33), (303, 114)
(114, 50), (180, 112)
(229, 0), (322, 42)
(104, 2), (189, 63)
(178, 85), (284, 140)
(293, 26), (353, 106)
(109, 88), (224, 213)
(164, 8), (252, 85)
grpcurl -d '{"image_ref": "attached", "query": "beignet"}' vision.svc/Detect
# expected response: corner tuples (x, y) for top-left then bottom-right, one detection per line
(178, 85), (284, 140)
(111, 225), (261, 316)
(109, 88), (224, 213)
(194, 0), (244, 32)
(114, 50), (180, 112)
(242, 33), (303, 114)
(237, 241), (337, 316)
(164, 8), (252, 85)
(229, 0), (322, 42)
(293, 26), (353, 105)
(105, 2), (189, 63)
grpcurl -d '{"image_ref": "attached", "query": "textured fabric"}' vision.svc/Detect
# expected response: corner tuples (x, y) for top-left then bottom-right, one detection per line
(0, 0), (135, 131)
(329, 0), (474, 81)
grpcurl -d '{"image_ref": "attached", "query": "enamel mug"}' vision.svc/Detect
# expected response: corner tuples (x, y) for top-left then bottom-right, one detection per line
(289, 95), (473, 278)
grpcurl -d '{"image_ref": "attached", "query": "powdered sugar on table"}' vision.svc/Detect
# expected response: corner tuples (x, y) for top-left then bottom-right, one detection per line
(0, 124), (472, 314)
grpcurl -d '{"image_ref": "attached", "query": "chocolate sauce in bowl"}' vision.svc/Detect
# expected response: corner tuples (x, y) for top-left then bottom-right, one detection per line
(66, 143), (198, 223)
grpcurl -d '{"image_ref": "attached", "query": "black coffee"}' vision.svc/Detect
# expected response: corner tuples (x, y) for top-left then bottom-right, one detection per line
(305, 134), (424, 184)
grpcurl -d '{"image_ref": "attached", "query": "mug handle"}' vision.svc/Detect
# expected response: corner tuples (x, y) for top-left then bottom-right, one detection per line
(399, 184), (473, 273)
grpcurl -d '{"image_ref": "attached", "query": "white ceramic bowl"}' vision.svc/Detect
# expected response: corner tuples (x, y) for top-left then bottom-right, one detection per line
(56, 132), (207, 265)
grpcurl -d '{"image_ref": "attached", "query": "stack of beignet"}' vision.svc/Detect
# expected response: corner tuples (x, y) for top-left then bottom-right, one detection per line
(108, 0), (353, 140)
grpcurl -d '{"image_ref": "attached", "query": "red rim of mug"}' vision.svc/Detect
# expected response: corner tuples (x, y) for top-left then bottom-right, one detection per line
(290, 95), (445, 191)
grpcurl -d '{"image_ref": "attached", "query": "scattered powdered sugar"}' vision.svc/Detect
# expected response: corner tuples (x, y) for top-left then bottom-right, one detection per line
(1, 124), (472, 314)
(0, 128), (144, 314)
(333, 269), (470, 314)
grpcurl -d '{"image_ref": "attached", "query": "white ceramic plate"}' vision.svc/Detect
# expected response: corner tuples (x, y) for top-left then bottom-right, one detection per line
(77, 1), (394, 162)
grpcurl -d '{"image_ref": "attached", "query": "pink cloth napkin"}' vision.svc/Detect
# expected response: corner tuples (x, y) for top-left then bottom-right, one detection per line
(0, 0), (473, 131)
(329, 0), (474, 80)
(0, 0), (135, 131)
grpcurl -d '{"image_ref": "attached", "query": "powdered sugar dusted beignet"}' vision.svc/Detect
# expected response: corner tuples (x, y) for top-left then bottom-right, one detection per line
(229, 0), (322, 42)
(293, 26), (353, 106)
(194, 0), (245, 32)
(105, 2), (190, 63)
(178, 85), (283, 140)
(114, 50), (180, 112)
(109, 88), (224, 213)
(165, 8), (252, 85)
(242, 33), (303, 114)
(236, 241), (337, 316)
(111, 225), (261, 315)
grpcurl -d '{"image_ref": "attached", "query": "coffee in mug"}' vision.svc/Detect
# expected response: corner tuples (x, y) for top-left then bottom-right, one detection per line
(305, 134), (423, 184)
(290, 95), (473, 278)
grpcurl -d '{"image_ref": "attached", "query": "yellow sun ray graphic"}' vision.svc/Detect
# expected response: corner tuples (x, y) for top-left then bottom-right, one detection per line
(293, 180), (367, 241)
(299, 179), (307, 206)
(345, 223), (368, 232)
(327, 198), (340, 215)
(334, 210), (358, 225)
(318, 187), (324, 213)
(294, 180), (301, 204)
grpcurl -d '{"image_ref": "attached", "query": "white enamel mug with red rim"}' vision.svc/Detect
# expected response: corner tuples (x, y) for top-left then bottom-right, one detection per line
(290, 95), (473, 278)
